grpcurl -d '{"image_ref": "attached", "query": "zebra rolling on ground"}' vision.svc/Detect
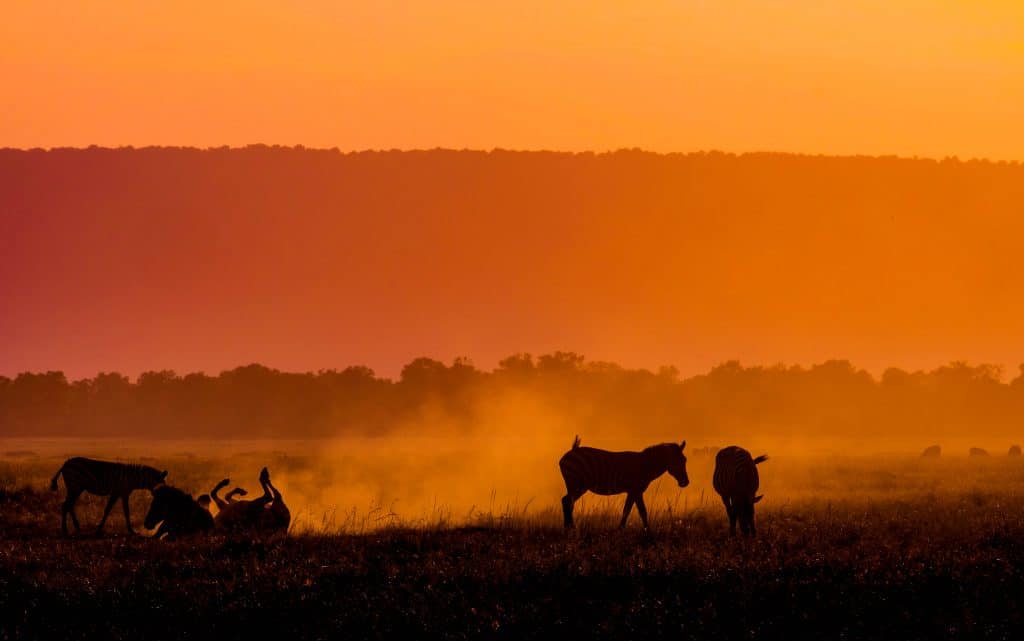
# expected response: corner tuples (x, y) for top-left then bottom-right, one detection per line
(212, 467), (291, 534)
(712, 446), (768, 536)
(558, 436), (689, 529)
(209, 478), (249, 511)
(50, 457), (168, 535)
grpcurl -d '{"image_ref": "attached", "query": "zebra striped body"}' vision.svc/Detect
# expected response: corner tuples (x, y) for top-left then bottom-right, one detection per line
(144, 485), (214, 540)
(712, 446), (768, 536)
(559, 437), (689, 529)
(50, 457), (167, 535)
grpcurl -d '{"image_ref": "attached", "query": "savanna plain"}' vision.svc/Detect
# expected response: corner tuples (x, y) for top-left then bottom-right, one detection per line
(3, 438), (1024, 640)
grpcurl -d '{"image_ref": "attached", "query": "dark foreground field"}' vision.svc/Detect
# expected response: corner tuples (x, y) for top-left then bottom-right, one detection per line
(4, 452), (1024, 640)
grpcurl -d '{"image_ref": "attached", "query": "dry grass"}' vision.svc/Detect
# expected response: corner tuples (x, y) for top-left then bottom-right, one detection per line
(3, 448), (1024, 639)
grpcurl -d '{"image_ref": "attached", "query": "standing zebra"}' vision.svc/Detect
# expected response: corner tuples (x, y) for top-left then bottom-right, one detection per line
(712, 446), (768, 536)
(558, 436), (689, 529)
(50, 457), (168, 535)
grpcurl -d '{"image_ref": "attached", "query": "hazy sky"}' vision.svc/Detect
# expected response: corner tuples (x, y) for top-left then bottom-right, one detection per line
(3, 1), (1023, 158)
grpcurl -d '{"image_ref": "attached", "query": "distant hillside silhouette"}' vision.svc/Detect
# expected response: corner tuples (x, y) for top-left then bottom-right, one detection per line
(3, 147), (1024, 381)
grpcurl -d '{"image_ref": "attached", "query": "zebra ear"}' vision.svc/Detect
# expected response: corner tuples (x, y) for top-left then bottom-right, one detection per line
(753, 495), (764, 503)
(680, 440), (686, 451)
(160, 470), (168, 480)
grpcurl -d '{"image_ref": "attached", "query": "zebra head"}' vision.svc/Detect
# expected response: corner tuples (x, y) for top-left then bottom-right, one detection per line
(144, 467), (169, 489)
(144, 484), (192, 531)
(666, 440), (690, 488)
(144, 486), (174, 530)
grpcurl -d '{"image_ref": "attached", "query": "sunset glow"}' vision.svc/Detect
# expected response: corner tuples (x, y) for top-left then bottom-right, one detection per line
(3, 1), (1023, 158)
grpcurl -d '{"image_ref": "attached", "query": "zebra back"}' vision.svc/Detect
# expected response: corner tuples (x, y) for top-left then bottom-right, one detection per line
(713, 446), (761, 500)
(52, 457), (167, 496)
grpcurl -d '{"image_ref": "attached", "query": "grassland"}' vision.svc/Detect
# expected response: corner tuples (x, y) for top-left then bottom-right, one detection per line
(3, 445), (1024, 640)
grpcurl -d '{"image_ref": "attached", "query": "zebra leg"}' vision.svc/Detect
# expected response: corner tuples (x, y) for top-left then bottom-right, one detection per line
(121, 495), (136, 533)
(723, 497), (736, 535)
(619, 495), (636, 529)
(561, 494), (577, 528)
(634, 494), (649, 529)
(96, 495), (119, 534)
(61, 489), (83, 535)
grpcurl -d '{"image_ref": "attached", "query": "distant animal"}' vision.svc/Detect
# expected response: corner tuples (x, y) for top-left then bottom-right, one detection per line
(50, 457), (168, 535)
(921, 445), (941, 458)
(213, 467), (290, 533)
(969, 448), (990, 457)
(558, 436), (689, 529)
(144, 486), (214, 540)
(1009, 445), (1022, 457)
(713, 446), (769, 536)
(692, 446), (721, 458)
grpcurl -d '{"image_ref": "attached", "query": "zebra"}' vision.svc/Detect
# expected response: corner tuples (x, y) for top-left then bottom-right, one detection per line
(144, 485), (215, 540)
(558, 436), (689, 529)
(712, 446), (768, 536)
(50, 457), (168, 535)
(213, 467), (291, 533)
(209, 478), (249, 511)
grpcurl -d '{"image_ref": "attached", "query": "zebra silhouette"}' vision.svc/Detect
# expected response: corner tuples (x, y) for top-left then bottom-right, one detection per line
(213, 467), (291, 533)
(558, 436), (689, 529)
(144, 485), (214, 540)
(712, 446), (768, 536)
(210, 479), (249, 510)
(50, 457), (167, 535)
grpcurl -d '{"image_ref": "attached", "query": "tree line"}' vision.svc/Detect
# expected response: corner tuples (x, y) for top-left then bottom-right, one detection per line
(2, 354), (1023, 441)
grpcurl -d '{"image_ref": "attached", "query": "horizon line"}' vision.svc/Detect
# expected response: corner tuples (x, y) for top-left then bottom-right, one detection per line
(3, 356), (1019, 385)
(1, 145), (1021, 165)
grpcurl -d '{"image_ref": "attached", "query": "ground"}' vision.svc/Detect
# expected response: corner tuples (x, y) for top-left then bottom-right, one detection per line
(2, 448), (1024, 639)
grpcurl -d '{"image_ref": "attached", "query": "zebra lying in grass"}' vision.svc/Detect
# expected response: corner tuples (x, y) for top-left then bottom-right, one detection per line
(712, 446), (769, 536)
(144, 486), (214, 540)
(212, 467), (291, 534)
(558, 436), (689, 529)
(50, 457), (168, 535)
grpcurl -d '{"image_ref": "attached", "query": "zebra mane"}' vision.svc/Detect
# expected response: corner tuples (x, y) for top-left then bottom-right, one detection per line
(642, 442), (680, 455)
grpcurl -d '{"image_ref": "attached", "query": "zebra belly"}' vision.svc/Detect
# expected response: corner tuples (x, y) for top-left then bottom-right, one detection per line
(589, 483), (645, 496)
(589, 487), (627, 496)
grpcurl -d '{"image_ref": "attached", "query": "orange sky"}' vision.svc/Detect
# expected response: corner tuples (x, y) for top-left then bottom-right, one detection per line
(3, 3), (1024, 382)
(3, 1), (1023, 159)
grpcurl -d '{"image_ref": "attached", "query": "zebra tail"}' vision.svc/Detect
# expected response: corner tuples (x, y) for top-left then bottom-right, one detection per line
(572, 435), (581, 450)
(50, 464), (65, 491)
(753, 454), (769, 465)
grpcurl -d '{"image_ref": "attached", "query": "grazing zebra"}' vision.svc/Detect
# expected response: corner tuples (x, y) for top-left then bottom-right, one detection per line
(558, 436), (689, 529)
(712, 446), (768, 536)
(50, 457), (168, 535)
(144, 485), (214, 540)
(213, 467), (291, 533)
